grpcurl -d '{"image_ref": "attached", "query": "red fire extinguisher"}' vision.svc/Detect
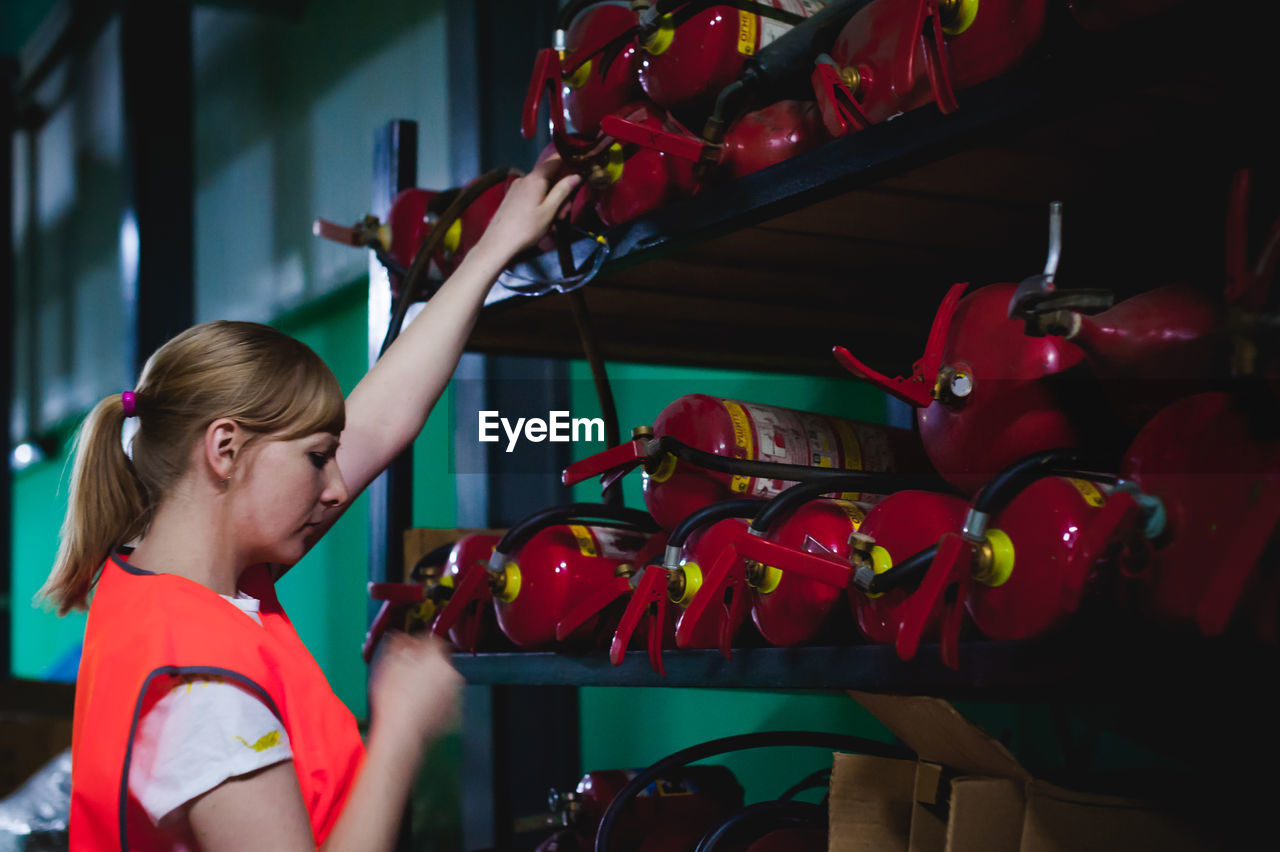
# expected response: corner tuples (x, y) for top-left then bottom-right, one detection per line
(362, 534), (504, 661)
(312, 170), (518, 297)
(834, 278), (1090, 495)
(893, 450), (1133, 669)
(432, 504), (659, 650)
(636, 1), (831, 124)
(563, 101), (700, 227)
(537, 765), (745, 852)
(600, 98), (829, 184)
(563, 394), (933, 531)
(735, 481), (968, 645)
(1116, 392), (1280, 637)
(811, 0), (1047, 137)
(612, 500), (763, 674)
(523, 1), (643, 155)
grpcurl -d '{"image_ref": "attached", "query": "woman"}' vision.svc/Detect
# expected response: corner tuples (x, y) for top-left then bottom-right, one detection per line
(41, 157), (580, 851)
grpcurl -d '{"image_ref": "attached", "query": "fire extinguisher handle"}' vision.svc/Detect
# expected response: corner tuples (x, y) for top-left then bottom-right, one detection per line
(562, 439), (646, 487)
(600, 115), (712, 164)
(609, 564), (668, 673)
(556, 575), (634, 643)
(736, 535), (852, 589)
(311, 217), (366, 248)
(914, 0), (959, 115)
(832, 345), (934, 408)
(522, 48), (560, 142)
(368, 581), (426, 605)
(810, 58), (871, 138)
(895, 532), (970, 666)
(1197, 478), (1280, 636)
(362, 600), (396, 665)
(674, 540), (745, 655)
(431, 561), (492, 650)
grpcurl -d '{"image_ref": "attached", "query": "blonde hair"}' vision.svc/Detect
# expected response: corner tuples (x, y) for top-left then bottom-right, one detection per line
(40, 320), (345, 614)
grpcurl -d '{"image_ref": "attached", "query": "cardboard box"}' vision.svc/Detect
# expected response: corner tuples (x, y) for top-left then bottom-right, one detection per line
(828, 692), (1224, 852)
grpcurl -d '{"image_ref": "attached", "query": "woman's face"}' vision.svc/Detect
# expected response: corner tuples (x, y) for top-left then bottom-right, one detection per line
(228, 430), (347, 566)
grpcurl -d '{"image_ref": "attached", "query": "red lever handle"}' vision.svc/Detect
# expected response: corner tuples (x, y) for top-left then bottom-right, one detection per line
(1197, 478), (1280, 636)
(362, 600), (396, 664)
(431, 562), (492, 651)
(895, 532), (971, 668)
(312, 218), (365, 247)
(832, 345), (934, 408)
(600, 115), (712, 163)
(610, 564), (670, 674)
(556, 575), (634, 643)
(522, 48), (561, 141)
(735, 535), (852, 589)
(674, 541), (746, 657)
(832, 280), (967, 407)
(368, 581), (426, 605)
(562, 438), (647, 487)
(810, 61), (872, 138)
(915, 0), (959, 115)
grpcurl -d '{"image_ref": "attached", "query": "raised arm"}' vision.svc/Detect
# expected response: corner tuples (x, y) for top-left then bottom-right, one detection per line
(324, 158), (580, 525)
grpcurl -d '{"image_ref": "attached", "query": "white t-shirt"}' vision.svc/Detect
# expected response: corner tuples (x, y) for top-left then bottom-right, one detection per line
(126, 592), (294, 839)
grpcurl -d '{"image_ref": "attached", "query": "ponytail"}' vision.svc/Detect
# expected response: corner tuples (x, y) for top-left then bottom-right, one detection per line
(39, 394), (149, 615)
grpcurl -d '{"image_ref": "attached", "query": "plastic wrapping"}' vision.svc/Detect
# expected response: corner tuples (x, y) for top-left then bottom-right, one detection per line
(0, 748), (71, 852)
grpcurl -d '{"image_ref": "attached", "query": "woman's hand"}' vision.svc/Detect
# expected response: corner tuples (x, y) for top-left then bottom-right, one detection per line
(476, 155), (582, 265)
(367, 631), (463, 744)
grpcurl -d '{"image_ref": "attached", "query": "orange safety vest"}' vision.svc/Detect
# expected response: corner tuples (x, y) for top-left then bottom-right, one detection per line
(70, 555), (366, 850)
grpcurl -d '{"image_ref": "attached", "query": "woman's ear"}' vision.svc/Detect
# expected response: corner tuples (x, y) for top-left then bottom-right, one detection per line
(204, 418), (244, 485)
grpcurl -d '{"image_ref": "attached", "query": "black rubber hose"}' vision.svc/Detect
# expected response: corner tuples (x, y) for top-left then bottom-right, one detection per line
(667, 498), (765, 553)
(594, 731), (913, 852)
(379, 167), (514, 359)
(749, 473), (955, 536)
(970, 450), (1117, 516)
(495, 502), (660, 559)
(740, 0), (876, 99)
(652, 435), (952, 494)
(409, 543), (455, 577)
(694, 800), (825, 852)
(865, 543), (939, 596)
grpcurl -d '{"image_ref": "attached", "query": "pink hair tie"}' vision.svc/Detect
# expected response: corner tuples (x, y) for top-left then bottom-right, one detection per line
(121, 391), (137, 417)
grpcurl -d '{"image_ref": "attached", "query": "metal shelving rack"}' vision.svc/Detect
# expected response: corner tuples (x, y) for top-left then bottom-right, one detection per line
(372, 1), (1279, 847)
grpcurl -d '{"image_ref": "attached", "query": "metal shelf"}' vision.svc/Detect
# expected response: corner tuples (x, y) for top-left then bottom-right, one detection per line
(450, 629), (1280, 700)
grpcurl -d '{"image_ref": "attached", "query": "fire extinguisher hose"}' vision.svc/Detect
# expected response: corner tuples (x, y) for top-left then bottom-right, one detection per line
(965, 450), (1116, 541)
(858, 543), (940, 595)
(593, 730), (912, 852)
(749, 473), (956, 537)
(489, 502), (660, 572)
(653, 435), (952, 494)
(663, 498), (765, 568)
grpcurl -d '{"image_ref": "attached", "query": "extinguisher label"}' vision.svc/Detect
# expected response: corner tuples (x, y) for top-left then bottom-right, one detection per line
(1066, 478), (1107, 508)
(568, 524), (598, 557)
(580, 525), (649, 561)
(736, 401), (839, 499)
(737, 10), (758, 56)
(755, 0), (828, 54)
(721, 400), (756, 494)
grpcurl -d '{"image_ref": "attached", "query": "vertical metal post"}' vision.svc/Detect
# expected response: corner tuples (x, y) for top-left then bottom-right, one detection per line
(368, 120), (416, 852)
(448, 2), (578, 849)
(367, 120), (417, 601)
(1, 58), (18, 681)
(121, 0), (194, 372)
